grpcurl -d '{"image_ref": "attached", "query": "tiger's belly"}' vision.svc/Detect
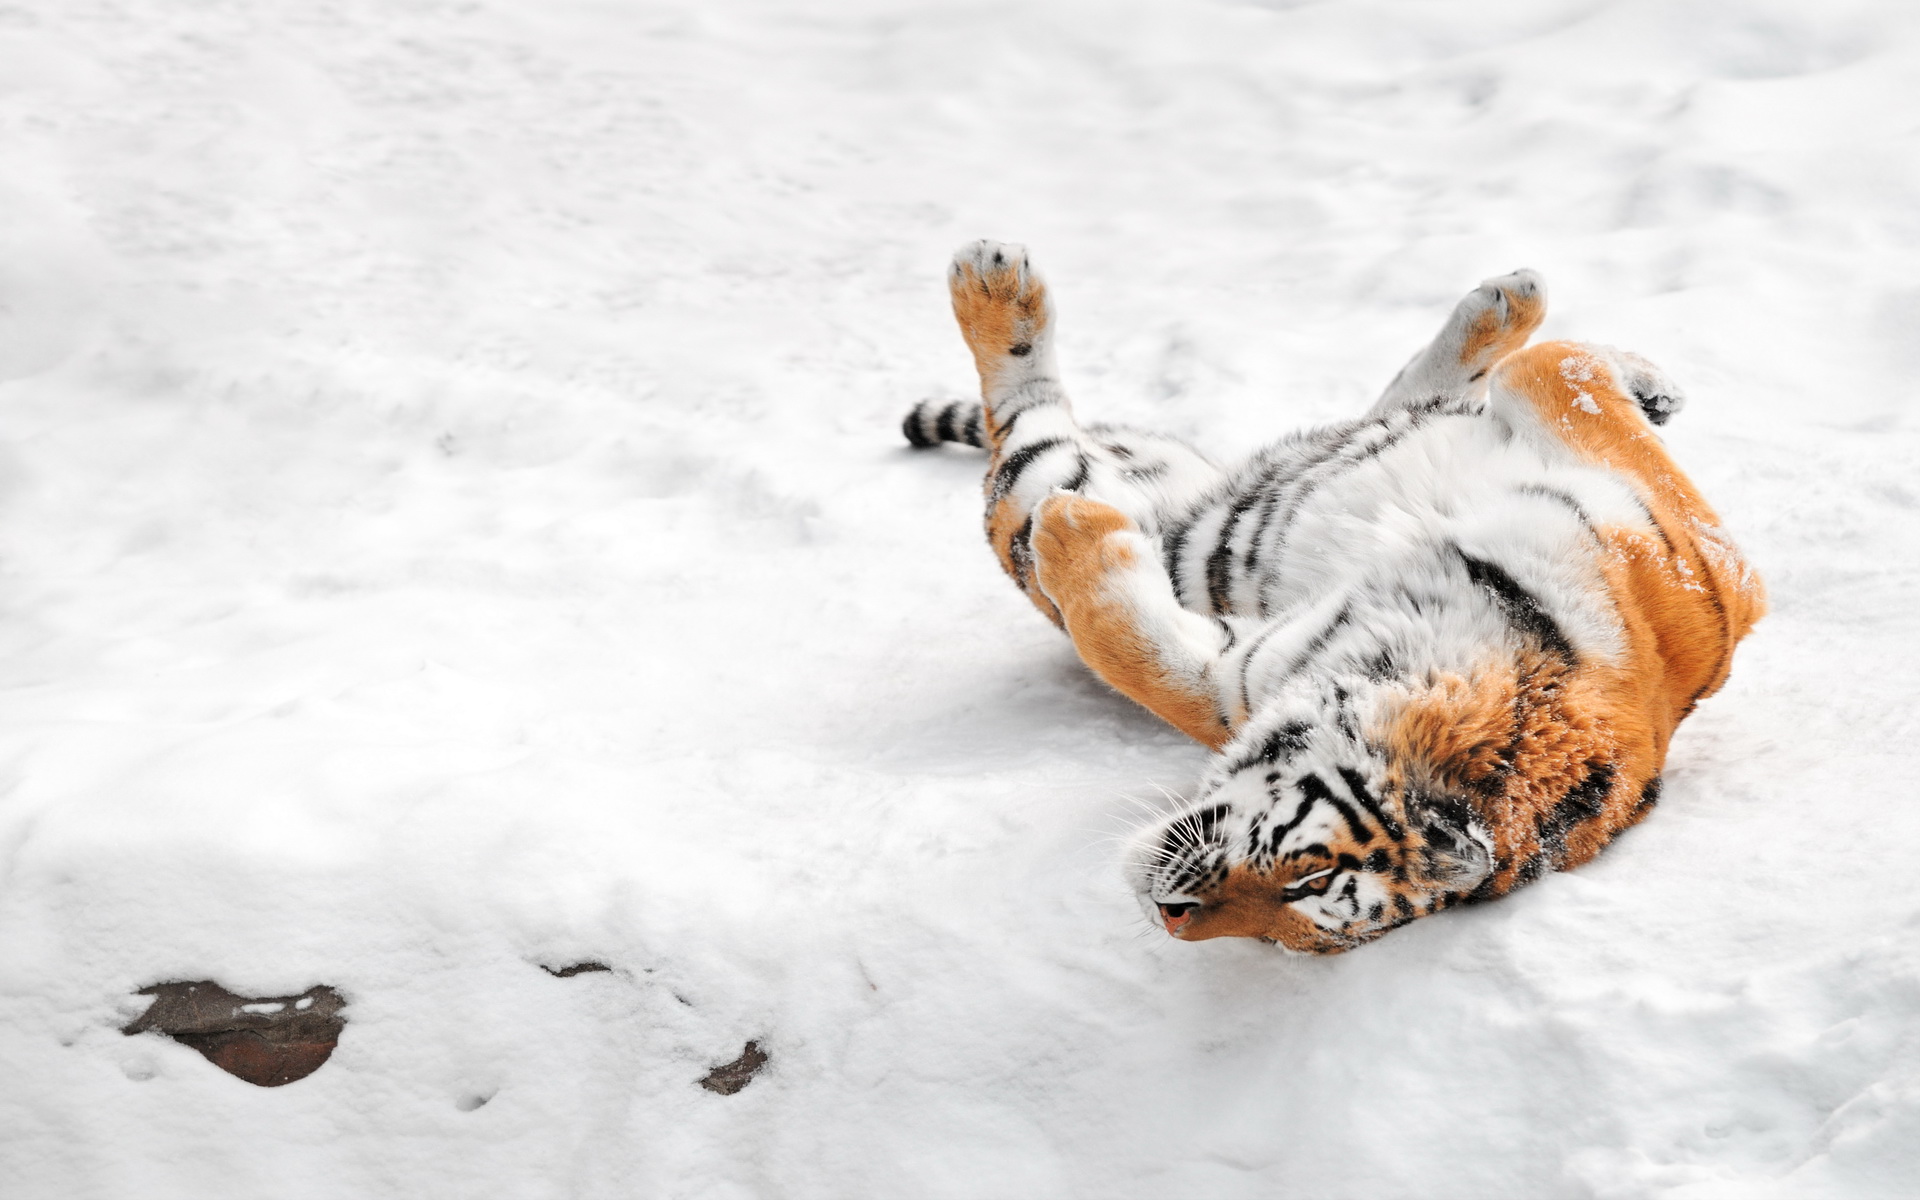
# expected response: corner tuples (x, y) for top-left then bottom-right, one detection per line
(1183, 406), (1661, 686)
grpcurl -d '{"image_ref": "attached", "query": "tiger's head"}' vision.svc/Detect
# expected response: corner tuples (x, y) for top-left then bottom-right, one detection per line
(1126, 686), (1495, 953)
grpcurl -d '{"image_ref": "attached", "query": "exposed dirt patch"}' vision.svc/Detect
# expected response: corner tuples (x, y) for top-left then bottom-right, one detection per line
(541, 961), (613, 978)
(122, 981), (346, 1087)
(698, 1040), (768, 1095)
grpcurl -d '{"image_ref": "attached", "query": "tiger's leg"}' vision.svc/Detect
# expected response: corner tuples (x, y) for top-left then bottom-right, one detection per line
(1030, 493), (1236, 748)
(1370, 269), (1547, 415)
(1488, 340), (1764, 721)
(1489, 341), (1712, 523)
(947, 240), (1222, 624)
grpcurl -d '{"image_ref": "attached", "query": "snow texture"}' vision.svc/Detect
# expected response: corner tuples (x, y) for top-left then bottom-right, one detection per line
(1, 0), (1918, 1196)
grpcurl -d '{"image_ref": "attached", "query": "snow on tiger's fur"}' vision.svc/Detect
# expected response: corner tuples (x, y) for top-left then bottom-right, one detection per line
(905, 240), (1763, 954)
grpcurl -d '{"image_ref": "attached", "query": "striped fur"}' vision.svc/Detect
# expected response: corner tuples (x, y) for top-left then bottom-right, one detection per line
(907, 240), (1765, 954)
(903, 398), (990, 449)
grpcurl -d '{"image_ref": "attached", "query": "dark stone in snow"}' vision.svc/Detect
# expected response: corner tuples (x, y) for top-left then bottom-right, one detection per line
(542, 961), (613, 978)
(122, 981), (346, 1087)
(698, 1040), (768, 1095)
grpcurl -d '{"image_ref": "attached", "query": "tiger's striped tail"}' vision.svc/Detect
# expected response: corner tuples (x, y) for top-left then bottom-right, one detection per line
(903, 399), (989, 450)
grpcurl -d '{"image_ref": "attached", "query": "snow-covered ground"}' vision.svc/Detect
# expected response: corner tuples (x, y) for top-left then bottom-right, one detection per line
(1, 0), (1917, 1195)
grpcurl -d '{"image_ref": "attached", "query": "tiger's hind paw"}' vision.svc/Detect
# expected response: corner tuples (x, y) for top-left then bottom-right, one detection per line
(1607, 349), (1687, 426)
(949, 240), (1054, 381)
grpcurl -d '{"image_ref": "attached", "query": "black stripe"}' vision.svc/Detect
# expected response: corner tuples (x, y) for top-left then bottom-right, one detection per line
(1537, 762), (1615, 858)
(1632, 776), (1663, 816)
(1336, 767), (1404, 840)
(1162, 516), (1195, 605)
(1205, 487), (1269, 614)
(1630, 496), (1678, 556)
(1240, 420), (1374, 592)
(1456, 549), (1576, 661)
(988, 437), (1068, 502)
(1253, 405), (1464, 611)
(1234, 622), (1284, 723)
(1059, 453), (1091, 493)
(1234, 426), (1356, 563)
(963, 405), (985, 448)
(902, 405), (937, 448)
(1229, 455), (1306, 599)
(1265, 814), (1300, 856)
(1249, 457), (1375, 612)
(1296, 774), (1370, 847)
(1279, 604), (1353, 679)
(1257, 721), (1311, 766)
(1007, 514), (1036, 589)
(935, 401), (961, 444)
(1322, 793), (1374, 845)
(1515, 484), (1600, 544)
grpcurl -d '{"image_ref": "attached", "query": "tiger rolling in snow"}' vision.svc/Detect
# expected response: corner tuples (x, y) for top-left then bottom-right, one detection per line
(904, 240), (1763, 954)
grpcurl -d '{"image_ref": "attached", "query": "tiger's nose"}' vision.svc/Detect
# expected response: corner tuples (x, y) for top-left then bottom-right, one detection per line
(1158, 902), (1197, 934)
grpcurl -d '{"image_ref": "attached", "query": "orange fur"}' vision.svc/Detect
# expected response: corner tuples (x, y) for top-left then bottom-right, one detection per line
(949, 253), (1050, 408)
(1030, 495), (1230, 749)
(1458, 281), (1546, 372)
(986, 495), (1063, 626)
(1172, 866), (1357, 951)
(1362, 342), (1767, 897)
(1494, 342), (1765, 720)
(1379, 654), (1658, 895)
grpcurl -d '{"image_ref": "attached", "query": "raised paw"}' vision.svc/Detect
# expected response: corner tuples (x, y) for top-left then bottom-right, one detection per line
(1376, 268), (1550, 411)
(1607, 348), (1687, 426)
(949, 239), (1054, 381)
(1450, 268), (1548, 381)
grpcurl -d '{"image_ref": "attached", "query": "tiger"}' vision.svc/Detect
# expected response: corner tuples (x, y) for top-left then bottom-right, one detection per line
(903, 240), (1764, 954)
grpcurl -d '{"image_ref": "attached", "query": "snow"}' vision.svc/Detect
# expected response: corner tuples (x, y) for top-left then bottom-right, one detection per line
(0, 0), (1917, 1196)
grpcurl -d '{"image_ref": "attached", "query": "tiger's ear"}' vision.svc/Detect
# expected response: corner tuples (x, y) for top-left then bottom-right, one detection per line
(1405, 791), (1492, 893)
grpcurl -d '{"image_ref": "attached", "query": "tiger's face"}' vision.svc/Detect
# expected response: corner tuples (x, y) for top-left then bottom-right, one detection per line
(1126, 714), (1493, 953)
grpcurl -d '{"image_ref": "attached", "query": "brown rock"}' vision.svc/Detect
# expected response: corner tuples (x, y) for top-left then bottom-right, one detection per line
(698, 1040), (768, 1095)
(122, 981), (346, 1087)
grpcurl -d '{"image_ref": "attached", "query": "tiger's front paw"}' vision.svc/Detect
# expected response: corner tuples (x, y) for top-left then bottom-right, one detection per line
(1451, 268), (1547, 379)
(1030, 492), (1142, 611)
(949, 240), (1054, 381)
